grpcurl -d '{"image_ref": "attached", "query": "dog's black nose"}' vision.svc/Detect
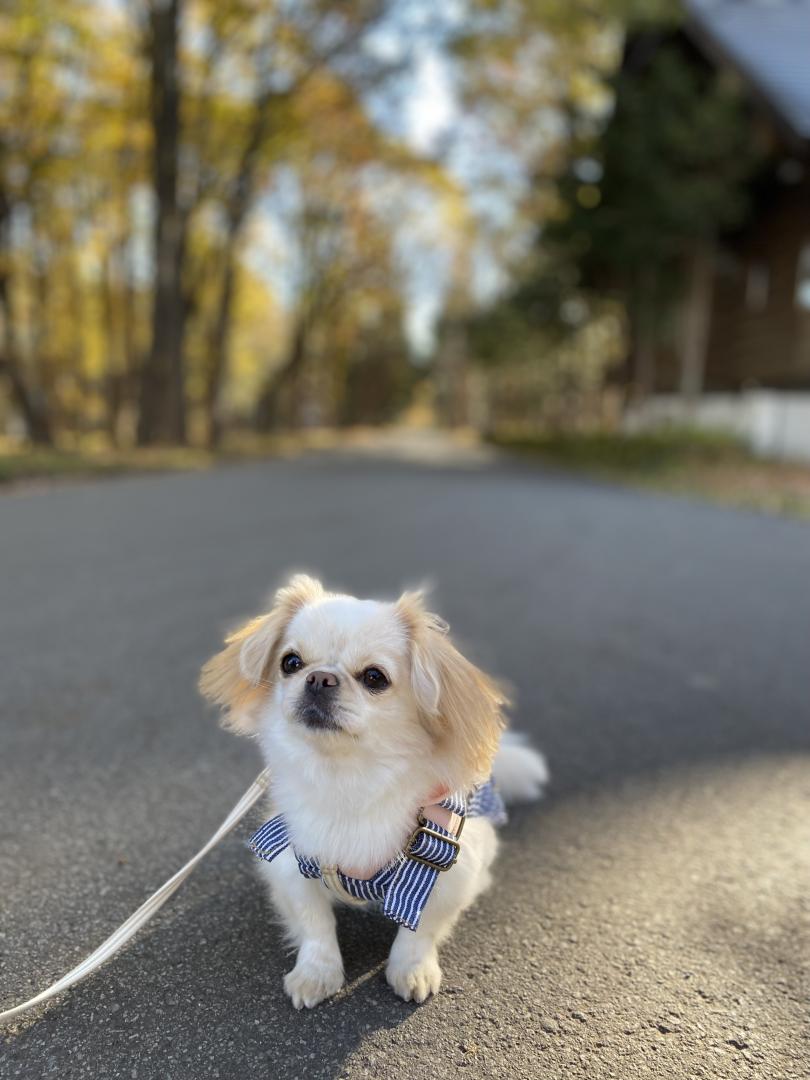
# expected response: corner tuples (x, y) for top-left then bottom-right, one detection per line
(305, 670), (340, 696)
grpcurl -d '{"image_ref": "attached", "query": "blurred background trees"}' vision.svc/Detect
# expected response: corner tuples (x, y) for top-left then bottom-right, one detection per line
(0, 0), (781, 449)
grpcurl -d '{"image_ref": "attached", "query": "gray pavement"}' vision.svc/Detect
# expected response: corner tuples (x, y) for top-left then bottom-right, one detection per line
(1, 451), (808, 1079)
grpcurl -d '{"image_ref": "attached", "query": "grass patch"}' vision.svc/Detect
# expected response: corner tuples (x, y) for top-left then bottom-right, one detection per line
(0, 430), (366, 489)
(0, 446), (217, 486)
(5, 429), (810, 520)
(495, 428), (746, 471)
(493, 429), (810, 519)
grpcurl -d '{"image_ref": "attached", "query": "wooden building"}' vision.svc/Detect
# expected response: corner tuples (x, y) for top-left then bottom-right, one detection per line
(661, 0), (810, 394)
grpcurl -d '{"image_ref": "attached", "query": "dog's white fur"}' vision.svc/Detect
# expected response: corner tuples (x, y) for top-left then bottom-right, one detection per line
(200, 575), (547, 1008)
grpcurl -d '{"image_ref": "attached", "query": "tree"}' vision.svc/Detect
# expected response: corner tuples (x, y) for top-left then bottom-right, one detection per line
(0, 188), (53, 445)
(135, 0), (186, 445)
(187, 0), (401, 445)
(4, 0), (669, 446)
(540, 31), (760, 398)
(254, 159), (402, 430)
(0, 1), (96, 444)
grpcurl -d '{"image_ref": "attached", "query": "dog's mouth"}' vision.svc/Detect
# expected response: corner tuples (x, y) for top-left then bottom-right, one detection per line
(297, 703), (342, 732)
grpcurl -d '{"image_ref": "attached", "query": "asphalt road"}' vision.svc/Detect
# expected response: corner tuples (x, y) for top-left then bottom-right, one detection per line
(1, 449), (809, 1080)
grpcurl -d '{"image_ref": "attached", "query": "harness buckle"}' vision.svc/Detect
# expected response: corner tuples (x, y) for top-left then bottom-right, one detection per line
(405, 813), (463, 872)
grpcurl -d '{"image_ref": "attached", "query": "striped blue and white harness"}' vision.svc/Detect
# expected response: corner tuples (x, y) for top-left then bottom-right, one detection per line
(248, 778), (507, 931)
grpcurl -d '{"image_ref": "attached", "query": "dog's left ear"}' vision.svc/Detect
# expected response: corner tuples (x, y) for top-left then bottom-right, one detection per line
(199, 574), (324, 734)
(396, 590), (506, 787)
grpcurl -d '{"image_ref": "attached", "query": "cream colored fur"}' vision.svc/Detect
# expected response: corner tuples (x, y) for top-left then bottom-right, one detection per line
(200, 574), (547, 1007)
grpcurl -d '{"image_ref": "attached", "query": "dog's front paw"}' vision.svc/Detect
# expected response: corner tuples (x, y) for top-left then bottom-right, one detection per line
(386, 952), (442, 1003)
(284, 958), (344, 1009)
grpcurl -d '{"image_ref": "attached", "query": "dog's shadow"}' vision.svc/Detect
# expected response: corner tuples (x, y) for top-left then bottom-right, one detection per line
(1, 851), (423, 1080)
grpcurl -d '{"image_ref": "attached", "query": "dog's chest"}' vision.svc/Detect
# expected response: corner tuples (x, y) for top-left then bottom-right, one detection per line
(273, 784), (417, 878)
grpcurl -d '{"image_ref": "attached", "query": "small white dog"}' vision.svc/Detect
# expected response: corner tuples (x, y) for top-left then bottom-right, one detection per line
(200, 574), (547, 1008)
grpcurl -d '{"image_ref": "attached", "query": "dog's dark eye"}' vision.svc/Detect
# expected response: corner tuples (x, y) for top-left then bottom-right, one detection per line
(281, 652), (304, 675)
(361, 667), (389, 692)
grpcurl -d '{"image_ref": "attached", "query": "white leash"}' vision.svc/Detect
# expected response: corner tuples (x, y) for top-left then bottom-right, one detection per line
(0, 768), (271, 1025)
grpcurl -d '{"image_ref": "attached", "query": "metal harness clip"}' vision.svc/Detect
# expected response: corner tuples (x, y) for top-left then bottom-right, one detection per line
(405, 812), (464, 872)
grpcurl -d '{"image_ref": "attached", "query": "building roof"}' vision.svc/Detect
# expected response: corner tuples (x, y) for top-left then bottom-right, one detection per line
(685, 0), (810, 143)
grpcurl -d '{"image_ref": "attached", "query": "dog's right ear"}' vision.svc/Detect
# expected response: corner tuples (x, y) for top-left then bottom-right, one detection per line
(396, 589), (506, 790)
(199, 574), (324, 735)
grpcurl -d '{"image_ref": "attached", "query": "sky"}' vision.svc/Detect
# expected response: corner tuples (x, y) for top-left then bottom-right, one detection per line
(247, 1), (549, 358)
(362, 5), (538, 355)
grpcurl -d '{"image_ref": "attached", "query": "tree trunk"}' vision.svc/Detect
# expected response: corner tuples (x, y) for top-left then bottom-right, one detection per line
(203, 81), (278, 448)
(678, 239), (714, 403)
(630, 268), (659, 402)
(138, 0), (187, 446)
(202, 195), (252, 450)
(435, 321), (470, 427)
(203, 247), (237, 448)
(0, 187), (53, 444)
(255, 319), (308, 431)
(0, 272), (53, 446)
(101, 248), (124, 445)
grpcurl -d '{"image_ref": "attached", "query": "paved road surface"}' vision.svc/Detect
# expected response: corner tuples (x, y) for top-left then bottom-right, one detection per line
(1, 451), (808, 1079)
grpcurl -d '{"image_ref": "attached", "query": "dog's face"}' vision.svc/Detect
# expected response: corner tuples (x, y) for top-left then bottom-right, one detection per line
(200, 575), (505, 788)
(274, 595), (419, 745)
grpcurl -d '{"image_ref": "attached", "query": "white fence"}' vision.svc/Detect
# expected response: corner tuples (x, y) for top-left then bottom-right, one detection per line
(624, 391), (810, 464)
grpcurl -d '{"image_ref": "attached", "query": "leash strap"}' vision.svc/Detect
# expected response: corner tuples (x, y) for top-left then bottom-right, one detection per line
(0, 769), (271, 1025)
